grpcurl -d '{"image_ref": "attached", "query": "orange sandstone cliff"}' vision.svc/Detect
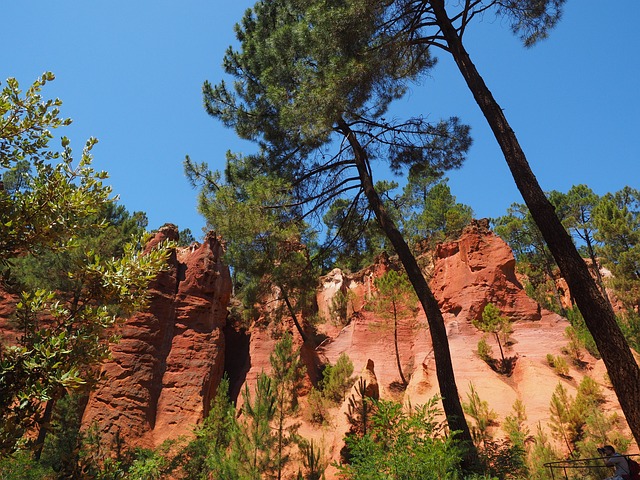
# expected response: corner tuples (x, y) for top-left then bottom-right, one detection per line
(81, 225), (232, 450)
(3, 220), (631, 467)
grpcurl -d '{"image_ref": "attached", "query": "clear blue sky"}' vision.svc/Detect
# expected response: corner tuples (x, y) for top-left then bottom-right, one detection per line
(2, 1), (638, 240)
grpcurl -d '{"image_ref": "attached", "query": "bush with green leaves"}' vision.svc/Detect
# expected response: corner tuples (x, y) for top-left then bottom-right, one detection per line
(545, 354), (570, 377)
(338, 397), (463, 479)
(321, 353), (355, 404)
(477, 337), (493, 363)
(0, 73), (170, 457)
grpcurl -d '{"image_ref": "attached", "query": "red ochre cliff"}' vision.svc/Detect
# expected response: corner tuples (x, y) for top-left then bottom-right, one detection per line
(1, 220), (633, 468)
(81, 224), (232, 450)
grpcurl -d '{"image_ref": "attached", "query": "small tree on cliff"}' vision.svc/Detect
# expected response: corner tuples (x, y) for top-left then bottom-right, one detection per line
(472, 303), (515, 375)
(473, 303), (513, 374)
(186, 160), (318, 343)
(0, 74), (169, 457)
(372, 269), (418, 386)
(270, 332), (305, 480)
(234, 373), (277, 479)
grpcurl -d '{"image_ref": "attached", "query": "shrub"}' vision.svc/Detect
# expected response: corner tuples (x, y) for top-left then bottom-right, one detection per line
(305, 388), (330, 425)
(321, 353), (354, 404)
(546, 354), (570, 377)
(477, 337), (493, 363)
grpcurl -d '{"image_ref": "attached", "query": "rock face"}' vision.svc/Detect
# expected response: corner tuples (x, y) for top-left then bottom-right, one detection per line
(316, 218), (630, 470)
(2, 219), (633, 472)
(0, 288), (17, 345)
(431, 218), (541, 323)
(81, 225), (232, 450)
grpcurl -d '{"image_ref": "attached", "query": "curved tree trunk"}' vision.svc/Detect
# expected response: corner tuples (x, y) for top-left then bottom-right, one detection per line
(337, 118), (481, 471)
(392, 300), (408, 386)
(279, 285), (309, 344)
(429, 0), (640, 445)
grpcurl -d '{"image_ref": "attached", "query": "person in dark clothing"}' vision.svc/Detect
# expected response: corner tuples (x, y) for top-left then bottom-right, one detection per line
(599, 445), (630, 480)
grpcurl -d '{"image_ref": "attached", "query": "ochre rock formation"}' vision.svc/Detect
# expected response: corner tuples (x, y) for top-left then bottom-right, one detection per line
(0, 288), (17, 345)
(315, 219), (631, 467)
(81, 225), (232, 450)
(431, 218), (541, 323)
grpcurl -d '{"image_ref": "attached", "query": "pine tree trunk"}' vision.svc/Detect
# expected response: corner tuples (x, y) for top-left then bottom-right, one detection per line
(393, 300), (408, 385)
(337, 118), (481, 471)
(428, 0), (640, 445)
(279, 285), (308, 344)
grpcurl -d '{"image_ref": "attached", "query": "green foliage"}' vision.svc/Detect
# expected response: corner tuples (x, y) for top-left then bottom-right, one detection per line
(462, 383), (497, 449)
(177, 228), (195, 246)
(526, 425), (560, 480)
(185, 158), (318, 342)
(545, 354), (569, 377)
(330, 289), (356, 327)
(0, 449), (55, 479)
(477, 337), (493, 363)
(503, 400), (530, 449)
(548, 383), (579, 454)
(493, 203), (563, 314)
(546, 377), (624, 460)
(338, 397), (462, 480)
(323, 194), (390, 273)
(234, 373), (277, 479)
(0, 74), (170, 456)
(401, 176), (473, 248)
(345, 378), (376, 439)
(127, 444), (174, 480)
(472, 304), (514, 374)
(179, 375), (239, 479)
(0, 73), (110, 260)
(593, 186), (640, 310)
(305, 388), (330, 426)
(477, 439), (528, 480)
(617, 310), (640, 353)
(321, 353), (355, 405)
(299, 439), (328, 480)
(270, 332), (305, 479)
(198, 0), (481, 465)
(566, 306), (599, 358)
(372, 270), (418, 385)
(553, 185), (606, 294)
(37, 393), (85, 476)
(562, 326), (585, 366)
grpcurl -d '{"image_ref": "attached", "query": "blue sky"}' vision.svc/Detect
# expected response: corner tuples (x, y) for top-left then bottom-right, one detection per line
(2, 1), (638, 240)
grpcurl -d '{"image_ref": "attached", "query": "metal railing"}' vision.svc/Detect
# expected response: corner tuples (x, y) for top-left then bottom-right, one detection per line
(544, 453), (639, 480)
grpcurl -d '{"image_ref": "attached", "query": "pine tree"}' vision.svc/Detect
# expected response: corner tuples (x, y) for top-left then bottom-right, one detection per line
(181, 376), (239, 479)
(234, 373), (277, 479)
(373, 270), (418, 386)
(195, 0), (481, 468)
(270, 333), (305, 480)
